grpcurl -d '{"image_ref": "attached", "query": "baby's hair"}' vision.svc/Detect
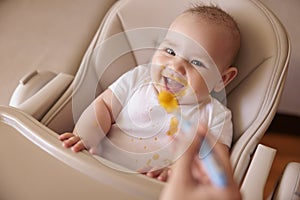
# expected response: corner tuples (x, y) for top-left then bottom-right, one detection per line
(184, 4), (240, 38)
(184, 4), (241, 64)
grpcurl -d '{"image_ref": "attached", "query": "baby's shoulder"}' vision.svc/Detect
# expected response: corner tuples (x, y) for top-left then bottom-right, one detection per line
(199, 96), (231, 115)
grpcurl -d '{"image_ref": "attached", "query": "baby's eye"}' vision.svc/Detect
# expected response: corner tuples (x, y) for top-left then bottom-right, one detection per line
(165, 48), (176, 56)
(191, 60), (204, 67)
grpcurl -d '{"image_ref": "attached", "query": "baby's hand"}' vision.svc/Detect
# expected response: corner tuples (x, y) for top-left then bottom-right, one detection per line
(59, 132), (86, 152)
(146, 167), (172, 182)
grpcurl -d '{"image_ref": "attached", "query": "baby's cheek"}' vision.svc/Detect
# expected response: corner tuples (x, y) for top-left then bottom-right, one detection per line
(150, 65), (163, 81)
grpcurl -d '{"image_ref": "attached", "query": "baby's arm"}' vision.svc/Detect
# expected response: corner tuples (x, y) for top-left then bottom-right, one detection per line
(59, 89), (121, 153)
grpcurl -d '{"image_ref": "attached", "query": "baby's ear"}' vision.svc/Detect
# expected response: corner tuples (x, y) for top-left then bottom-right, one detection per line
(213, 66), (238, 92)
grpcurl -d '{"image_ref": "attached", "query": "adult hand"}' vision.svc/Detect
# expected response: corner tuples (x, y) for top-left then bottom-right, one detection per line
(159, 124), (241, 200)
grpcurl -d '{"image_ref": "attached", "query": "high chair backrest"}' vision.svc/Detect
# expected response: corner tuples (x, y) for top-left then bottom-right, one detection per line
(44, 0), (289, 184)
(0, 0), (118, 105)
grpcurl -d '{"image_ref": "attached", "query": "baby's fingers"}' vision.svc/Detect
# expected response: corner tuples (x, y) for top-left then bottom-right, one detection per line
(146, 169), (161, 178)
(157, 169), (170, 182)
(58, 132), (74, 141)
(62, 135), (81, 148)
(146, 168), (170, 182)
(71, 140), (86, 152)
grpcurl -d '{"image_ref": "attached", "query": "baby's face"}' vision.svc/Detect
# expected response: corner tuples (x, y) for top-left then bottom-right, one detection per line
(151, 13), (236, 103)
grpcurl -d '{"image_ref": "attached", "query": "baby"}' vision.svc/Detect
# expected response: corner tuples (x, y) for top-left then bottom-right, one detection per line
(59, 4), (240, 181)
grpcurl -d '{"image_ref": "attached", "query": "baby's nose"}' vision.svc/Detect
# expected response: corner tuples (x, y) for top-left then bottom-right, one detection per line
(169, 58), (187, 75)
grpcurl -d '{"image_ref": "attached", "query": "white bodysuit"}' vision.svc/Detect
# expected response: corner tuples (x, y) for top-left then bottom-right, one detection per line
(92, 65), (233, 171)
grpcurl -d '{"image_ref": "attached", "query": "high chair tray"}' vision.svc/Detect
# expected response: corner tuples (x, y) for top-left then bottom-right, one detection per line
(0, 105), (163, 200)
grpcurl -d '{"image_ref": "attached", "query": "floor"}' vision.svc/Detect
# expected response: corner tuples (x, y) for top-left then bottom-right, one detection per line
(259, 114), (300, 199)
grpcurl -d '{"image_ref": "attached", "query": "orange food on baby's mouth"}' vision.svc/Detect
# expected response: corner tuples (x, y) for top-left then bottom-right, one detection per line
(158, 90), (178, 113)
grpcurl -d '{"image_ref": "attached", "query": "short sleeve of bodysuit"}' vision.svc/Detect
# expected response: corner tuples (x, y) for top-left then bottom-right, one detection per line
(109, 65), (151, 107)
(209, 98), (233, 148)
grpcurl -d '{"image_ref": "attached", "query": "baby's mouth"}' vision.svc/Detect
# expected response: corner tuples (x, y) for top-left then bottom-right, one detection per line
(163, 76), (186, 94)
(160, 67), (188, 94)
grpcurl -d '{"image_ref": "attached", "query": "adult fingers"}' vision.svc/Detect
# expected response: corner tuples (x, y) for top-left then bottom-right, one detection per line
(173, 123), (207, 182)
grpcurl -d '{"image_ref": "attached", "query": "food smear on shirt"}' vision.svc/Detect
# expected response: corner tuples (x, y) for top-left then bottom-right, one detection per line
(147, 159), (152, 165)
(158, 90), (180, 137)
(152, 153), (160, 160)
(166, 117), (179, 136)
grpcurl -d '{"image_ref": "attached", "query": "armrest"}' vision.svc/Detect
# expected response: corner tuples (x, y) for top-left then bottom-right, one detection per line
(9, 70), (73, 120)
(273, 162), (300, 200)
(240, 144), (277, 200)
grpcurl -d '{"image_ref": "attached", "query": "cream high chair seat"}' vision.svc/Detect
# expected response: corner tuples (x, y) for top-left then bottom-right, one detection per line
(0, 0), (290, 199)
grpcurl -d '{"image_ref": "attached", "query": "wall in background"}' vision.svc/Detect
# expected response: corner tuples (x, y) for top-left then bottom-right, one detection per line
(260, 0), (300, 117)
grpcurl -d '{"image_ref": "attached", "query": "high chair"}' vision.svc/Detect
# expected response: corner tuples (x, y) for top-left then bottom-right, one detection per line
(0, 0), (290, 199)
